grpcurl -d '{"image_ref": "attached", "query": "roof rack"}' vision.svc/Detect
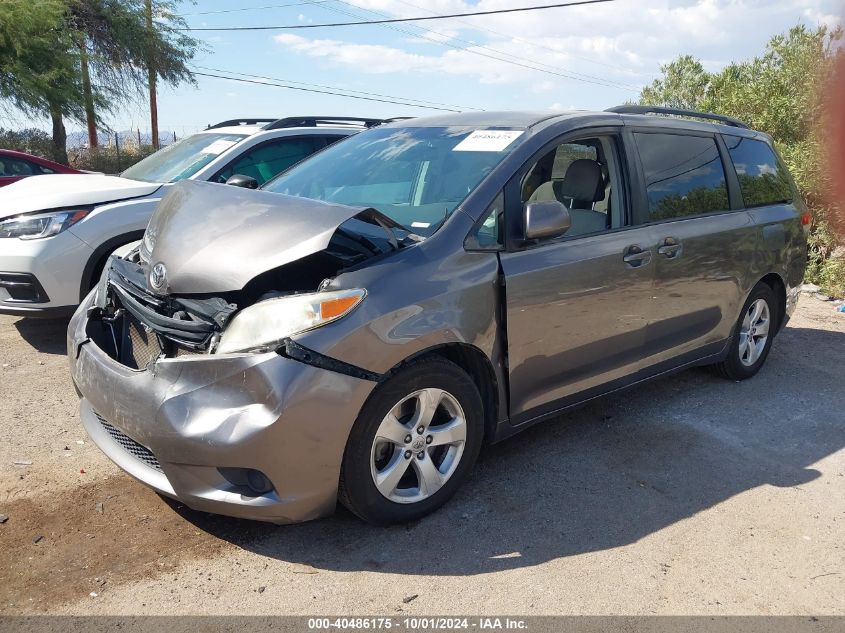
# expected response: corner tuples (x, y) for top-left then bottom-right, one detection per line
(207, 116), (386, 130)
(207, 118), (277, 129)
(606, 105), (749, 129)
(263, 116), (385, 130)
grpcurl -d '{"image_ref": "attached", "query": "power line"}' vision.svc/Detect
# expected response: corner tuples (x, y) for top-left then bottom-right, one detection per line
(192, 71), (467, 111)
(194, 65), (483, 111)
(286, 0), (633, 92)
(182, 0), (635, 91)
(179, 1), (332, 17)
(393, 0), (641, 83)
(324, 0), (637, 92)
(176, 0), (616, 31)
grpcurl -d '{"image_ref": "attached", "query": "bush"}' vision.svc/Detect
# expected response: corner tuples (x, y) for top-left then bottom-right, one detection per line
(805, 208), (845, 297)
(776, 141), (844, 297)
(0, 127), (159, 173)
(68, 142), (158, 174)
(0, 128), (61, 162)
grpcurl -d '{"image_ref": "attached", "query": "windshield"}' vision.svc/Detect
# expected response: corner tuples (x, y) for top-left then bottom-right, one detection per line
(122, 132), (247, 183)
(262, 126), (524, 235)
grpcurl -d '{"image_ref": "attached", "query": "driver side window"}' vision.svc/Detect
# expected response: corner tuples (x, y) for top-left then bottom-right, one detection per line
(521, 136), (624, 239)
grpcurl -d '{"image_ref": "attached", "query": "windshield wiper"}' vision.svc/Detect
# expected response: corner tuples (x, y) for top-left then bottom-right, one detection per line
(334, 226), (383, 256)
(370, 214), (399, 250)
(357, 208), (414, 249)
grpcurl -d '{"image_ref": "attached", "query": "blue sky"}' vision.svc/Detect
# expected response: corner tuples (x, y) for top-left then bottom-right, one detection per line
(11, 0), (845, 138)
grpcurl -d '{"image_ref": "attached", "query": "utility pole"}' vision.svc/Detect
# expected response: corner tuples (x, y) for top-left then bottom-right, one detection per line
(146, 0), (159, 149)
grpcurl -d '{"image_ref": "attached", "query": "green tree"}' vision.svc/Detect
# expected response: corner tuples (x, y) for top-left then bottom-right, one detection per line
(0, 0), (198, 162)
(639, 55), (710, 111)
(0, 0), (84, 163)
(67, 0), (199, 148)
(638, 25), (845, 296)
(705, 26), (840, 145)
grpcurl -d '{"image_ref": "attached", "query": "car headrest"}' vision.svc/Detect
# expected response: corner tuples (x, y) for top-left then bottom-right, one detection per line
(560, 159), (604, 203)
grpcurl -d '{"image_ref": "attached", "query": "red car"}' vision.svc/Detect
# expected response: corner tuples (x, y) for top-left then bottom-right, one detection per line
(0, 149), (82, 187)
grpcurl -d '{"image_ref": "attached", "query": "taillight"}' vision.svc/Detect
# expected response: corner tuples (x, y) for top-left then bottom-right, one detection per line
(801, 212), (812, 226)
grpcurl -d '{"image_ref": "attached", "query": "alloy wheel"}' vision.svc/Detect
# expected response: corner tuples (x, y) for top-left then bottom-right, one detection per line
(370, 388), (467, 504)
(738, 298), (770, 367)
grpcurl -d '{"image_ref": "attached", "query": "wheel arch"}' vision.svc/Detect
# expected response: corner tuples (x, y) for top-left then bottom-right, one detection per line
(381, 342), (501, 444)
(78, 230), (145, 300)
(758, 272), (787, 333)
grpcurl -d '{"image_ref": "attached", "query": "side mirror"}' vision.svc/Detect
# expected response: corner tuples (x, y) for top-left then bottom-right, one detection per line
(225, 174), (259, 189)
(524, 200), (571, 240)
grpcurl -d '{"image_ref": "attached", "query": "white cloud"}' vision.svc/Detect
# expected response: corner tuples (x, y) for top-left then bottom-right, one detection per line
(275, 1), (842, 96)
(803, 7), (841, 28)
(531, 80), (557, 94)
(274, 33), (549, 84)
(274, 34), (442, 75)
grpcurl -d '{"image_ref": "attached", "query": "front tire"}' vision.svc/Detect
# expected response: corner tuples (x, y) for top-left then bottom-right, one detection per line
(712, 282), (777, 381)
(338, 358), (484, 525)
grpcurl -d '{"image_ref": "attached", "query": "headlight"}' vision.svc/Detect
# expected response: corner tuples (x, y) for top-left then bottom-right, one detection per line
(215, 288), (366, 354)
(0, 209), (90, 239)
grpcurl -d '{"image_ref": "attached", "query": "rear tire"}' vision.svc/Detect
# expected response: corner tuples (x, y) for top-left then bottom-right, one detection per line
(338, 358), (484, 525)
(712, 282), (777, 381)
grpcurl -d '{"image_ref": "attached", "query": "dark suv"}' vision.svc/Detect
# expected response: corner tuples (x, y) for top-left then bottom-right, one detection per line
(69, 106), (809, 525)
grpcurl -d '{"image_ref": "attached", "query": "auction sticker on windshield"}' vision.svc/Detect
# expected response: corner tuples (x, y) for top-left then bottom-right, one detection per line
(452, 130), (523, 152)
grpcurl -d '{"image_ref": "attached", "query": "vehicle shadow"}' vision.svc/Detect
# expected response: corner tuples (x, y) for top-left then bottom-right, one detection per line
(13, 317), (70, 355)
(172, 326), (845, 576)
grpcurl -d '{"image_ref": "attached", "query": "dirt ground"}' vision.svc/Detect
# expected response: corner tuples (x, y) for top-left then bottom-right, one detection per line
(0, 295), (843, 615)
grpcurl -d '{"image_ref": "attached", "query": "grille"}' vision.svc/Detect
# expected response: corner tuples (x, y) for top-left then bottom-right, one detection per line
(95, 413), (162, 472)
(174, 345), (209, 358)
(123, 317), (162, 369)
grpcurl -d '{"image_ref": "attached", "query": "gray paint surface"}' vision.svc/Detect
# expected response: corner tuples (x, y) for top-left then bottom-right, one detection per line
(141, 180), (373, 295)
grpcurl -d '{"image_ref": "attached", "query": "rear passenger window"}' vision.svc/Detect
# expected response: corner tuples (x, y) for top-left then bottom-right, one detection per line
(634, 132), (729, 222)
(724, 135), (794, 207)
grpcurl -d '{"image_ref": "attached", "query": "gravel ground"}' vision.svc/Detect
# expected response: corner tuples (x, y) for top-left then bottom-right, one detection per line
(0, 295), (843, 615)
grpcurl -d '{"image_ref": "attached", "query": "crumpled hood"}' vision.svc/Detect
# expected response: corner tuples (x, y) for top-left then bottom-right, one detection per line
(0, 174), (162, 219)
(140, 180), (374, 295)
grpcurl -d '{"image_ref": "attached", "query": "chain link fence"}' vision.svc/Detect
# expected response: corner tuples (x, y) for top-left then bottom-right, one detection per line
(1, 127), (184, 174)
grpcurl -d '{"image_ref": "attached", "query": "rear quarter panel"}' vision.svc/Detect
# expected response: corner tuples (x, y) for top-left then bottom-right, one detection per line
(746, 202), (807, 322)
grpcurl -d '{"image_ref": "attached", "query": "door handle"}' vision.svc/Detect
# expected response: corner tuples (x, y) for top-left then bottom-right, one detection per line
(622, 245), (652, 268)
(657, 237), (682, 259)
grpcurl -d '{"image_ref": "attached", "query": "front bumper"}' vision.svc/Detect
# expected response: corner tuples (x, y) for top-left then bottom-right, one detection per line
(67, 296), (377, 523)
(0, 232), (92, 316)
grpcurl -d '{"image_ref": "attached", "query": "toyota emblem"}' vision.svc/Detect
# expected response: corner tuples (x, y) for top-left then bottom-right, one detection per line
(149, 263), (167, 290)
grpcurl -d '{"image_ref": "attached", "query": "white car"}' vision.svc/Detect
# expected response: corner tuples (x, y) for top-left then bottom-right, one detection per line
(0, 116), (381, 317)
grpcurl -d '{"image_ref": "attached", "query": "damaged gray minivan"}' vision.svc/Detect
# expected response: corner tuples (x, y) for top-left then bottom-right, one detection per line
(68, 107), (809, 524)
